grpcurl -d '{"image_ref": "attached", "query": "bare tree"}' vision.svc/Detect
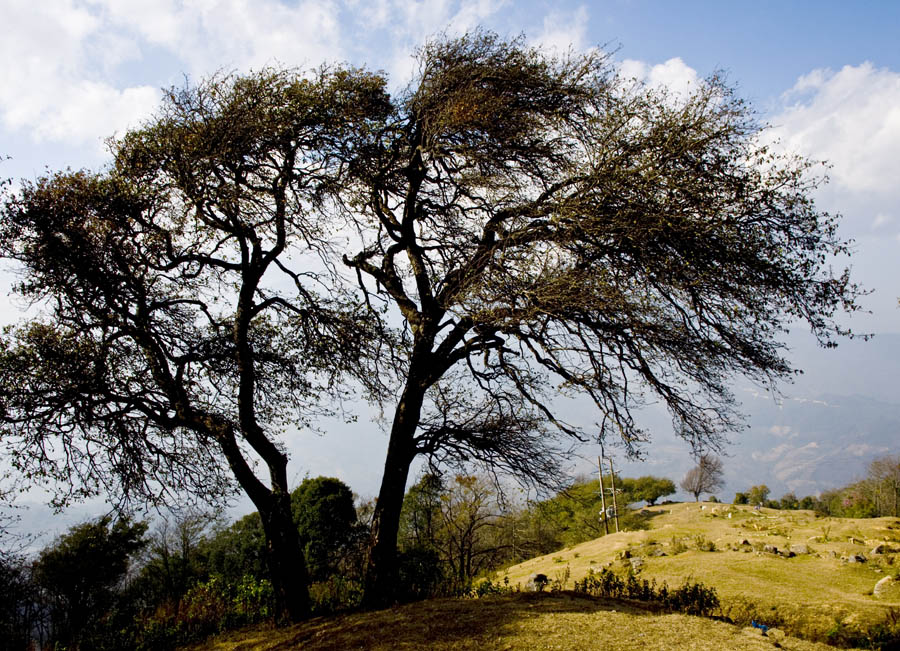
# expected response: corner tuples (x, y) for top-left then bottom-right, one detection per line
(866, 455), (900, 517)
(681, 455), (725, 501)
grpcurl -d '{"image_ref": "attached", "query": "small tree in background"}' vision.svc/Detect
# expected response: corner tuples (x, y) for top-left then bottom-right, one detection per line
(291, 477), (358, 582)
(779, 491), (800, 510)
(632, 476), (677, 506)
(680, 455), (724, 501)
(747, 484), (771, 506)
(33, 516), (147, 649)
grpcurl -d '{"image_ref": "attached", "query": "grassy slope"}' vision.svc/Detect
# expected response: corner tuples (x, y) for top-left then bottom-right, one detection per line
(190, 503), (900, 650)
(501, 503), (900, 638)
(192, 592), (833, 650)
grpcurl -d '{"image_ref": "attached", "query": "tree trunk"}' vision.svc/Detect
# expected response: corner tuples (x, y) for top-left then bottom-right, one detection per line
(259, 491), (311, 623)
(363, 380), (425, 607)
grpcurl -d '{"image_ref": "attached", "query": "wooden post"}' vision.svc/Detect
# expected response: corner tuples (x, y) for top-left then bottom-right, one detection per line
(598, 456), (609, 535)
(608, 456), (620, 533)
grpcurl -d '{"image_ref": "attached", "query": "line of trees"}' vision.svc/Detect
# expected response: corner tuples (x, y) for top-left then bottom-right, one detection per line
(0, 470), (677, 648)
(734, 454), (900, 518)
(394, 471), (676, 598)
(0, 30), (863, 618)
(0, 476), (365, 649)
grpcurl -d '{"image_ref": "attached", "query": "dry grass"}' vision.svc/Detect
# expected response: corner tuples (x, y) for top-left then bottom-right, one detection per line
(188, 591), (834, 650)
(501, 503), (900, 641)
(187, 503), (900, 649)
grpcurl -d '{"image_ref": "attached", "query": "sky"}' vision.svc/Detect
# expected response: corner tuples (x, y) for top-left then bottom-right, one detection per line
(1, 0), (899, 532)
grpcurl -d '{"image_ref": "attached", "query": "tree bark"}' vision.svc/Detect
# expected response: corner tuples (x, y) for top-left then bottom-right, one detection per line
(259, 490), (311, 623)
(363, 378), (425, 607)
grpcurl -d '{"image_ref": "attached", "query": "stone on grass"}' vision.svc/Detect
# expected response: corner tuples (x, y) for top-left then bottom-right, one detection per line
(874, 575), (900, 599)
(790, 544), (810, 555)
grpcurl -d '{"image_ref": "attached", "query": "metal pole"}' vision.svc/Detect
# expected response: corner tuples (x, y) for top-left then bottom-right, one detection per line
(608, 456), (620, 533)
(598, 456), (609, 535)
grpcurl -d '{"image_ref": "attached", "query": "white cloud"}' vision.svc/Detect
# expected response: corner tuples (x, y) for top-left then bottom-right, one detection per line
(0, 0), (352, 149)
(0, 0), (157, 147)
(768, 63), (900, 194)
(532, 5), (589, 54)
(90, 0), (345, 73)
(768, 425), (794, 438)
(618, 57), (700, 98)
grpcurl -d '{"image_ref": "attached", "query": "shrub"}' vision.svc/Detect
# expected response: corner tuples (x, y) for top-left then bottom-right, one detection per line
(692, 535), (716, 552)
(669, 537), (689, 554)
(309, 575), (363, 614)
(531, 573), (550, 592)
(573, 568), (719, 617)
(133, 575), (274, 650)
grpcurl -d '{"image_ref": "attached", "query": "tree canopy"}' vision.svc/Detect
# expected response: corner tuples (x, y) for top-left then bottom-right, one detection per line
(332, 32), (861, 602)
(0, 68), (387, 621)
(0, 30), (864, 612)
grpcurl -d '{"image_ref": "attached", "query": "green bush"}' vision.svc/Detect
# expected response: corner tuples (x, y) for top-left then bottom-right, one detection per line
(133, 575), (273, 650)
(574, 568), (719, 617)
(309, 575), (364, 614)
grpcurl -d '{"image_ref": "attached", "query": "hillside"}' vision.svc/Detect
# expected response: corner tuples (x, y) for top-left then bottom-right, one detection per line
(502, 502), (900, 643)
(191, 591), (833, 650)
(190, 503), (900, 650)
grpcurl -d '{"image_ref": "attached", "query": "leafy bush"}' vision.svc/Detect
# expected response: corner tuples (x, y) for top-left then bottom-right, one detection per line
(133, 575), (273, 650)
(574, 568), (719, 617)
(669, 537), (689, 555)
(309, 575), (364, 614)
(692, 535), (716, 552)
(470, 575), (514, 598)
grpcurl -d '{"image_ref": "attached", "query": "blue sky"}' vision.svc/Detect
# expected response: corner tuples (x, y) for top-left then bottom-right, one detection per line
(1, 1), (899, 527)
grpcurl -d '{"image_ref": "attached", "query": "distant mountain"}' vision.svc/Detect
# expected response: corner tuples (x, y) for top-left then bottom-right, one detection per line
(605, 332), (900, 500)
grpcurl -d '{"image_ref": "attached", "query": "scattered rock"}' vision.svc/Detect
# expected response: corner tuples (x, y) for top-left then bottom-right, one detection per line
(767, 627), (786, 642)
(874, 575), (900, 599)
(630, 557), (644, 572)
(763, 544), (779, 554)
(871, 544), (897, 555)
(780, 550), (796, 558)
(651, 548), (667, 557)
(845, 554), (867, 564)
(790, 544), (810, 555)
(874, 576), (895, 597)
(829, 550), (838, 558)
(618, 549), (631, 559)
(849, 537), (865, 545)
(740, 539), (752, 546)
